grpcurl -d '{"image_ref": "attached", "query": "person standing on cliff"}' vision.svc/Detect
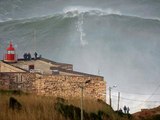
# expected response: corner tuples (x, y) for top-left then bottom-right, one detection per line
(23, 53), (27, 60)
(127, 107), (130, 114)
(27, 53), (31, 60)
(34, 52), (38, 59)
(123, 105), (127, 114)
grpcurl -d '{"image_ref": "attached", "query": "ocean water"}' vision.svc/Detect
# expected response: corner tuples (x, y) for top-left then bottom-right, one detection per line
(0, 1), (160, 113)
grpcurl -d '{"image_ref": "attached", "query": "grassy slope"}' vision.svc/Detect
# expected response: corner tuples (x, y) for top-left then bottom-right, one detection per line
(0, 91), (131, 120)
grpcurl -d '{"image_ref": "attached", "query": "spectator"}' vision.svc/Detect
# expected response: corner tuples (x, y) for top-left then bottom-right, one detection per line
(123, 105), (127, 114)
(127, 107), (130, 114)
(34, 52), (38, 59)
(27, 53), (31, 60)
(23, 53), (27, 60)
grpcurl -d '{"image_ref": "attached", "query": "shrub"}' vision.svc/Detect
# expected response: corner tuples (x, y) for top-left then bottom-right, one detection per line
(9, 97), (22, 110)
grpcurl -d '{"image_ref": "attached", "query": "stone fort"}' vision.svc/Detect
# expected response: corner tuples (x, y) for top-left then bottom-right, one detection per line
(0, 42), (106, 101)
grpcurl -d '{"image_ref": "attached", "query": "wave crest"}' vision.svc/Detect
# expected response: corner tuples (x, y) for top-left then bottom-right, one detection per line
(63, 6), (122, 17)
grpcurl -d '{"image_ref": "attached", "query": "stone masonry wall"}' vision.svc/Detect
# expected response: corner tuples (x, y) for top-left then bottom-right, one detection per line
(0, 72), (106, 102)
(34, 75), (106, 101)
(0, 72), (37, 92)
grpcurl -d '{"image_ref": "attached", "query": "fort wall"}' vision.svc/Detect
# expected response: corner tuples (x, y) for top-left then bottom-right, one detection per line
(34, 75), (106, 101)
(0, 72), (106, 101)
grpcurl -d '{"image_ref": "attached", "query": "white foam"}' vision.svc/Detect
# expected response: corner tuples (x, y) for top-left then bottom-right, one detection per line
(76, 14), (88, 46)
(0, 17), (13, 23)
(63, 6), (160, 22)
(63, 6), (122, 17)
(63, 6), (122, 47)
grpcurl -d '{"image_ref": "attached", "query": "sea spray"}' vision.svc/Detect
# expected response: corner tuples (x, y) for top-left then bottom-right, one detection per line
(76, 13), (88, 46)
(63, 6), (122, 47)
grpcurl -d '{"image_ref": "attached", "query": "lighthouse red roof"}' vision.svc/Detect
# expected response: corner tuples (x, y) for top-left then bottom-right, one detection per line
(6, 42), (15, 51)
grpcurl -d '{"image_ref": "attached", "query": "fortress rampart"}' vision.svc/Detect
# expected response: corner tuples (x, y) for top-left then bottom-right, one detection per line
(0, 72), (106, 101)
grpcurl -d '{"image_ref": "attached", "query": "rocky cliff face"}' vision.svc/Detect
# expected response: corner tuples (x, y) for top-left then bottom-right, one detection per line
(133, 106), (160, 120)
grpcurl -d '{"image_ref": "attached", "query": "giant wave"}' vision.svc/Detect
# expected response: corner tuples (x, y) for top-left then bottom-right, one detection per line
(1, 6), (160, 113)
(0, 7), (160, 57)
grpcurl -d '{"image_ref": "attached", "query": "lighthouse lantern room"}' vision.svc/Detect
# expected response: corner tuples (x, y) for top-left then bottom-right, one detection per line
(3, 42), (17, 63)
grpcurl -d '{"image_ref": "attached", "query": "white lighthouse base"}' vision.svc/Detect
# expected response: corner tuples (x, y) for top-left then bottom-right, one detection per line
(3, 59), (17, 63)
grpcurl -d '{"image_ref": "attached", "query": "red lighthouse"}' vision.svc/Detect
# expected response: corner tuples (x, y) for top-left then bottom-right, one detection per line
(3, 42), (17, 63)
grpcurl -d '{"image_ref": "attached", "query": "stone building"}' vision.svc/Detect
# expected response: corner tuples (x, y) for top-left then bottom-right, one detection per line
(0, 42), (106, 101)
